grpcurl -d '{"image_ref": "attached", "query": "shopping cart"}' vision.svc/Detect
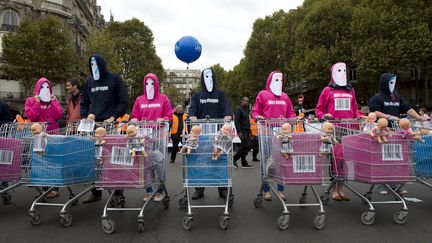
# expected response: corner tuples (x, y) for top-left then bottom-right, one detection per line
(412, 121), (432, 189)
(319, 120), (416, 225)
(26, 122), (98, 227)
(0, 122), (47, 205)
(253, 118), (330, 230)
(178, 119), (234, 231)
(98, 121), (169, 234)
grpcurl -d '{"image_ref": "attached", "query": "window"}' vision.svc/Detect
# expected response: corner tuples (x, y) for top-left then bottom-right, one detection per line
(2, 9), (18, 31)
(411, 68), (418, 80)
(349, 68), (357, 82)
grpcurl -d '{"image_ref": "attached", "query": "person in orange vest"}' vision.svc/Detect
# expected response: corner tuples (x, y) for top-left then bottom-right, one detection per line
(249, 114), (259, 162)
(65, 78), (82, 124)
(15, 112), (31, 130)
(170, 105), (187, 163)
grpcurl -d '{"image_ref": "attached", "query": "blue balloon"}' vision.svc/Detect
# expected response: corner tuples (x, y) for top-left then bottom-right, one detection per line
(175, 36), (202, 64)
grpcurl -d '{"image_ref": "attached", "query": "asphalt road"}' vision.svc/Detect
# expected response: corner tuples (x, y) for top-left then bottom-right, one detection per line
(1, 153), (432, 243)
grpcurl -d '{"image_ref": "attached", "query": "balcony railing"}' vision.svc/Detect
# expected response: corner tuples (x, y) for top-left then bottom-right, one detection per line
(1, 24), (17, 32)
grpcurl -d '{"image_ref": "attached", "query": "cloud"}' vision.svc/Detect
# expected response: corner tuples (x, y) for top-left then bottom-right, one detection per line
(98, 0), (303, 70)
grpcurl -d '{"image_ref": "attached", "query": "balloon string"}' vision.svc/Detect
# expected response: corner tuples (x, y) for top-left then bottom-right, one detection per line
(187, 64), (189, 70)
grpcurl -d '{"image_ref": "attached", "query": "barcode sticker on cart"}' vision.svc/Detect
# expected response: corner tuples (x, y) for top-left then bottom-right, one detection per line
(293, 155), (316, 173)
(138, 128), (153, 136)
(0, 150), (13, 165)
(334, 98), (351, 111)
(77, 119), (95, 133)
(200, 124), (218, 135)
(382, 144), (403, 161)
(111, 147), (133, 166)
(346, 160), (355, 180)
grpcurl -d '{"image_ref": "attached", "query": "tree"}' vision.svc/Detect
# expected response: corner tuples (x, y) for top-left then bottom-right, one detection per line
(1, 15), (78, 93)
(106, 18), (164, 101)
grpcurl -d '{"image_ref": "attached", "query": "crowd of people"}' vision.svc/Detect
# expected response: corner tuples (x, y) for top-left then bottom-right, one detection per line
(0, 54), (430, 203)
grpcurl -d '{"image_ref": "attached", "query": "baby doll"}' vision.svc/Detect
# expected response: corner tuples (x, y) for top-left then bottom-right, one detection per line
(370, 118), (391, 143)
(320, 122), (338, 157)
(31, 123), (47, 155)
(399, 118), (425, 143)
(212, 123), (234, 160)
(179, 125), (201, 154)
(277, 123), (294, 159)
(363, 112), (377, 132)
(93, 127), (106, 161)
(126, 124), (147, 158)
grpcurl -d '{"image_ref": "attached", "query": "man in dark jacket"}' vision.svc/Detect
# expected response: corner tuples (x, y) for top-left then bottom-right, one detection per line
(81, 53), (130, 203)
(369, 73), (423, 125)
(233, 97), (253, 168)
(0, 99), (12, 125)
(189, 68), (232, 200)
(369, 72), (424, 195)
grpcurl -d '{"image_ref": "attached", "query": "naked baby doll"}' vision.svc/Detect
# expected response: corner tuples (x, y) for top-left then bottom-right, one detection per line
(320, 122), (338, 157)
(179, 125), (201, 154)
(277, 123), (294, 159)
(399, 118), (425, 143)
(212, 123), (234, 160)
(126, 124), (147, 158)
(370, 118), (391, 144)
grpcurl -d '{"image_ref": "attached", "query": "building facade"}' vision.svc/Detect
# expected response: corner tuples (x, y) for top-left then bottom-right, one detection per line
(164, 69), (201, 107)
(0, 0), (104, 112)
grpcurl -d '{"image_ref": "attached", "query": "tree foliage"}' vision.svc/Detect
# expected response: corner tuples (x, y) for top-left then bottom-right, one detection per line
(1, 15), (78, 92)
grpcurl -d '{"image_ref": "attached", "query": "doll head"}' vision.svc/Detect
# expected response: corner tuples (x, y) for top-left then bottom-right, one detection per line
(322, 122), (334, 133)
(377, 118), (388, 129)
(190, 125), (202, 136)
(399, 118), (411, 130)
(126, 125), (138, 137)
(367, 112), (377, 123)
(31, 123), (42, 135)
(87, 114), (96, 121)
(281, 123), (292, 134)
(95, 127), (106, 138)
(220, 124), (232, 136)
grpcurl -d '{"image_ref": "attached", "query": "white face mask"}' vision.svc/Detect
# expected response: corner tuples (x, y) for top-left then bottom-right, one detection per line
(91, 57), (100, 81)
(146, 78), (155, 100)
(332, 63), (347, 86)
(389, 77), (396, 94)
(269, 72), (283, 96)
(39, 82), (51, 102)
(203, 69), (214, 92)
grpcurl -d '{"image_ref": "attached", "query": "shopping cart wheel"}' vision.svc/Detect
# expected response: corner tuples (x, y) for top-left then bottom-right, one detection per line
(178, 196), (188, 209)
(138, 221), (145, 233)
(360, 211), (375, 226)
(101, 218), (115, 234)
(219, 216), (230, 230)
(277, 214), (290, 230)
(162, 197), (170, 209)
(313, 214), (325, 230)
(2, 193), (11, 205)
(393, 211), (408, 225)
(182, 216), (193, 231)
(253, 197), (263, 208)
(60, 213), (73, 228)
(320, 193), (330, 205)
(29, 212), (42, 226)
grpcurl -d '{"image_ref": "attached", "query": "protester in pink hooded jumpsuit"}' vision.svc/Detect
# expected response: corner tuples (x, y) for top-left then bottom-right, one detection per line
(252, 70), (296, 201)
(131, 73), (173, 121)
(24, 77), (63, 198)
(315, 62), (364, 201)
(25, 77), (63, 132)
(131, 73), (172, 202)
